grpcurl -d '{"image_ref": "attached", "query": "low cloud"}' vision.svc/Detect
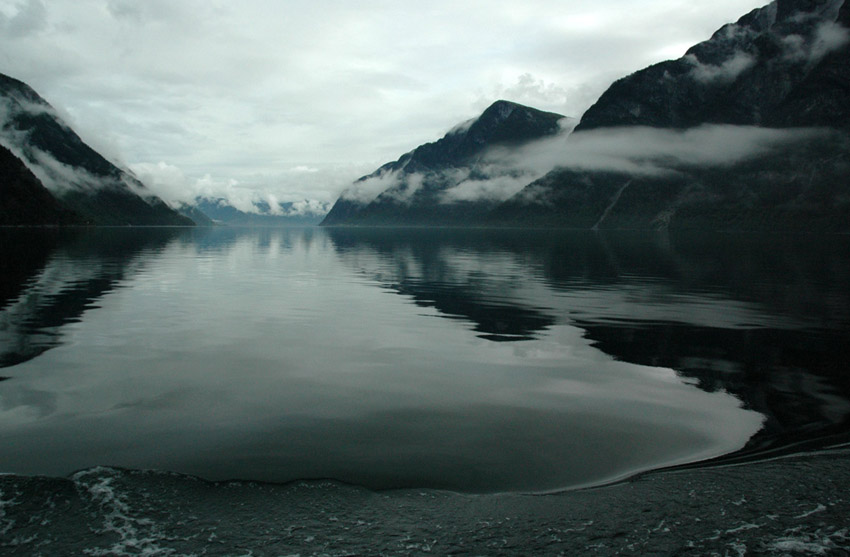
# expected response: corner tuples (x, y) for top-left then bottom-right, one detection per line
(27, 146), (107, 192)
(378, 172), (426, 205)
(282, 199), (331, 217)
(558, 125), (820, 172)
(340, 170), (402, 205)
(131, 161), (255, 213)
(131, 160), (348, 216)
(1, 108), (108, 195)
(0, 91), (141, 198)
(440, 174), (536, 204)
(810, 21), (849, 61)
(342, 123), (820, 208)
(686, 52), (755, 83)
(443, 125), (825, 205)
(782, 21), (850, 64)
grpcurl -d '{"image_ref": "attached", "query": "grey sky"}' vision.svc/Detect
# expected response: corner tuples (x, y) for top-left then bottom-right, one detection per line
(0, 0), (768, 210)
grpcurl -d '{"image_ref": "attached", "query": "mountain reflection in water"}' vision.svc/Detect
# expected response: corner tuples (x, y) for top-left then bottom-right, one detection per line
(0, 227), (847, 490)
(326, 228), (850, 456)
(0, 228), (182, 368)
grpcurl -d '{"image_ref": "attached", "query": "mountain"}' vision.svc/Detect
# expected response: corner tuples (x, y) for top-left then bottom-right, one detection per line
(491, 129), (850, 231)
(188, 197), (329, 226)
(321, 100), (567, 226)
(576, 0), (850, 131)
(323, 0), (850, 232)
(0, 73), (192, 226)
(0, 144), (80, 225)
(495, 0), (850, 232)
(174, 202), (217, 226)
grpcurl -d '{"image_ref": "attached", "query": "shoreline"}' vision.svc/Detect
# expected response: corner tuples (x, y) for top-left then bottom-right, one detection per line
(2, 448), (849, 555)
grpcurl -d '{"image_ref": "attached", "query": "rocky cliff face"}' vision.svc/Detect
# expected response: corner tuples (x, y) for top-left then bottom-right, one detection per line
(0, 73), (192, 226)
(495, 0), (850, 232)
(321, 101), (566, 226)
(577, 0), (850, 131)
(493, 131), (850, 231)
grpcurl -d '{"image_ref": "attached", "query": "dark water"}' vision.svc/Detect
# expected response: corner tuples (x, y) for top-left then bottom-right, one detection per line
(1, 227), (849, 495)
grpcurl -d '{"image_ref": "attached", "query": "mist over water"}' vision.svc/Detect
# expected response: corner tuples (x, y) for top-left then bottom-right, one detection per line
(1, 227), (848, 492)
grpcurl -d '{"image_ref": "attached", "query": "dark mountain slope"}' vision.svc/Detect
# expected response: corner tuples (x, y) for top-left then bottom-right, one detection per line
(0, 145), (80, 225)
(576, 0), (850, 131)
(496, 0), (850, 232)
(0, 73), (192, 226)
(321, 101), (566, 226)
(493, 131), (850, 232)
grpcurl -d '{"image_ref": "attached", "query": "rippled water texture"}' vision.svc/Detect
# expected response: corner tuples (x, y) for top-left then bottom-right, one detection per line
(1, 227), (848, 492)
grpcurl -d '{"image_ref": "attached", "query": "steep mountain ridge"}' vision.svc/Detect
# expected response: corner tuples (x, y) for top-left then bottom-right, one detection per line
(322, 0), (850, 231)
(495, 0), (850, 232)
(188, 197), (328, 226)
(576, 0), (850, 130)
(0, 73), (192, 226)
(321, 101), (566, 226)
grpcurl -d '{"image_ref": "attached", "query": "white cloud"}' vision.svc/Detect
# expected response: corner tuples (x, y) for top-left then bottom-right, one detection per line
(437, 124), (827, 205)
(380, 172), (425, 206)
(782, 21), (850, 64)
(0, 94), (129, 195)
(283, 199), (331, 217)
(441, 174), (537, 204)
(340, 170), (401, 205)
(559, 125), (817, 172)
(500, 125), (828, 205)
(687, 51), (756, 84)
(131, 159), (367, 214)
(349, 123), (820, 207)
(811, 20), (850, 61)
(289, 165), (319, 174)
(0, 0), (47, 38)
(0, 0), (771, 205)
(495, 73), (574, 114)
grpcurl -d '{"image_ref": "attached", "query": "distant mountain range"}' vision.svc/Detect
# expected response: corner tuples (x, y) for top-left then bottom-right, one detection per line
(179, 198), (329, 227)
(0, 73), (192, 226)
(323, 0), (850, 232)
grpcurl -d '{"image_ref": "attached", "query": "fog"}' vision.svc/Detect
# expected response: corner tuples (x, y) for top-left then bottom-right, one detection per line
(341, 124), (825, 207)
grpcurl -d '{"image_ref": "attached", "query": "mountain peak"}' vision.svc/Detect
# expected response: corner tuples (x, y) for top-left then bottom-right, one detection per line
(0, 73), (48, 108)
(480, 100), (520, 121)
(320, 101), (565, 226)
(363, 101), (564, 177)
(465, 100), (564, 147)
(576, 0), (850, 131)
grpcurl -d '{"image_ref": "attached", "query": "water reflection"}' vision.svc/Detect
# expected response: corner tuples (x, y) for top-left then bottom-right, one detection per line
(0, 227), (847, 490)
(327, 228), (850, 456)
(329, 229), (557, 341)
(0, 228), (184, 368)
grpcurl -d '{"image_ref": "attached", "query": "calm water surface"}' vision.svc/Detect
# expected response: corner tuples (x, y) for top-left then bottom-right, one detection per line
(0, 227), (848, 493)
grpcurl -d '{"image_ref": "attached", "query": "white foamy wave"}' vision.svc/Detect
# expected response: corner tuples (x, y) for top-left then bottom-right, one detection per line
(72, 467), (190, 557)
(767, 527), (849, 555)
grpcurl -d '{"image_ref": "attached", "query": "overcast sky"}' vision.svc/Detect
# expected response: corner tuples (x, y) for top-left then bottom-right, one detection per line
(0, 0), (769, 209)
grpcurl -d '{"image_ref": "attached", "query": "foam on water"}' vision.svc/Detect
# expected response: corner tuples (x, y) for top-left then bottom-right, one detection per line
(72, 468), (184, 557)
(1, 451), (849, 556)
